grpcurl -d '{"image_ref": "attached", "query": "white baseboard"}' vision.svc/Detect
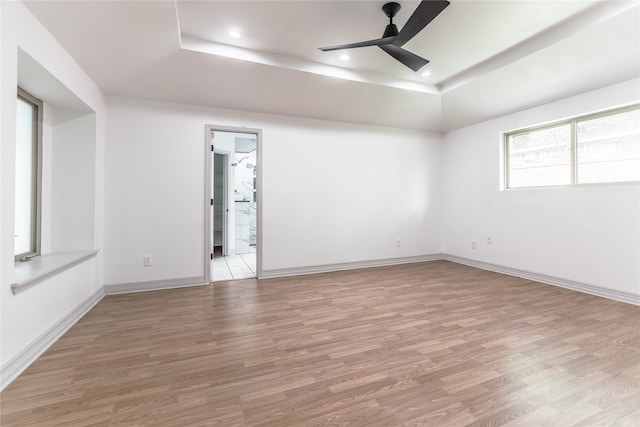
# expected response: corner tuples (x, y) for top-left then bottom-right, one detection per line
(0, 287), (104, 391)
(104, 276), (208, 295)
(443, 254), (639, 306)
(260, 254), (444, 279)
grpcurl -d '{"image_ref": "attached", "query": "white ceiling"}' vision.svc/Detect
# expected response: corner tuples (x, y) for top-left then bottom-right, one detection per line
(24, 0), (640, 132)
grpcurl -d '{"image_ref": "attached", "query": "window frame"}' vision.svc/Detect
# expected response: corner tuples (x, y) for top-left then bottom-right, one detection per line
(504, 104), (640, 189)
(15, 88), (43, 262)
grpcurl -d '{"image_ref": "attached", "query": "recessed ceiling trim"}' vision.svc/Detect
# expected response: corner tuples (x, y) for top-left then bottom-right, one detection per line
(439, 0), (639, 94)
(179, 36), (439, 95)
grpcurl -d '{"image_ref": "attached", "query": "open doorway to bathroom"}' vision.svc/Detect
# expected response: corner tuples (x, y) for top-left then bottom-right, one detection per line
(205, 126), (261, 282)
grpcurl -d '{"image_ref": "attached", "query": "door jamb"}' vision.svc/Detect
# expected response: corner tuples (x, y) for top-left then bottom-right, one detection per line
(213, 150), (230, 257)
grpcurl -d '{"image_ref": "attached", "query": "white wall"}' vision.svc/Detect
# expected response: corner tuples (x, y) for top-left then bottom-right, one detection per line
(51, 113), (97, 251)
(263, 118), (442, 270)
(104, 97), (443, 285)
(0, 1), (105, 380)
(442, 78), (640, 295)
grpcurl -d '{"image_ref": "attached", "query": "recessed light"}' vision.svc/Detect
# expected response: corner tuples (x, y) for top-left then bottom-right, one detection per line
(339, 54), (350, 61)
(229, 30), (242, 38)
(421, 71), (431, 77)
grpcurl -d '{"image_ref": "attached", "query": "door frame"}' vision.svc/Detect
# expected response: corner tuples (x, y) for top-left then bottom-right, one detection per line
(204, 124), (263, 281)
(212, 151), (230, 257)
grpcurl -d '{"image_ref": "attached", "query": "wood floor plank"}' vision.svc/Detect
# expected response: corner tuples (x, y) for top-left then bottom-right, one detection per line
(1, 260), (639, 426)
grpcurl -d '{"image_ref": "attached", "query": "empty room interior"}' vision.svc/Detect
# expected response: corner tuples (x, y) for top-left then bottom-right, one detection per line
(1, 0), (639, 425)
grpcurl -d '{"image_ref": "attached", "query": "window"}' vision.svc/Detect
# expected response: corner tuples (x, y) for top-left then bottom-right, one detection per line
(505, 105), (640, 189)
(15, 88), (42, 261)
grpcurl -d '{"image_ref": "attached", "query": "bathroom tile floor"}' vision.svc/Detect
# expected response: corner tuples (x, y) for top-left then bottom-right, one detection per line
(212, 253), (256, 281)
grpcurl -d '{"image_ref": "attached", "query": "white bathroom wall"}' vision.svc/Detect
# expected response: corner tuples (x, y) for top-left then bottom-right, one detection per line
(442, 78), (640, 295)
(104, 96), (442, 285)
(0, 1), (105, 386)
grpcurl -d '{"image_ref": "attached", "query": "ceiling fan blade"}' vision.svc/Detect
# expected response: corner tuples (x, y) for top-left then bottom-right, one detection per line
(319, 36), (395, 52)
(379, 44), (429, 72)
(393, 0), (450, 47)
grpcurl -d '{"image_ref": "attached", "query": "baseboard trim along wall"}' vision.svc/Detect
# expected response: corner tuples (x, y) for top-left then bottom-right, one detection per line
(260, 254), (445, 279)
(0, 287), (105, 391)
(262, 254), (638, 305)
(443, 254), (640, 306)
(103, 276), (208, 295)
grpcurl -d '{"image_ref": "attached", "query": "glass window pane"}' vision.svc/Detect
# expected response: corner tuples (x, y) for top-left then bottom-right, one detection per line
(15, 97), (35, 256)
(508, 124), (572, 188)
(576, 109), (640, 184)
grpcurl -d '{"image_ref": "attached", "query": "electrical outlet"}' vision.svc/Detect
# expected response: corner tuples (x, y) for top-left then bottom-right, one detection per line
(471, 240), (477, 249)
(396, 239), (401, 247)
(487, 236), (493, 245)
(143, 255), (152, 267)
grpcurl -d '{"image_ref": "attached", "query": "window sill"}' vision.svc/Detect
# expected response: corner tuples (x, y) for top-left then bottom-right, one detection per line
(11, 250), (99, 295)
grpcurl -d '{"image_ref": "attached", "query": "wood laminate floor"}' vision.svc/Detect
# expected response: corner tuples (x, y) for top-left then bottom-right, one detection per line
(1, 261), (639, 426)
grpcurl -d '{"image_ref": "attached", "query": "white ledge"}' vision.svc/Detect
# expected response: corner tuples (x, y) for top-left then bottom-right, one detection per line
(12, 250), (99, 295)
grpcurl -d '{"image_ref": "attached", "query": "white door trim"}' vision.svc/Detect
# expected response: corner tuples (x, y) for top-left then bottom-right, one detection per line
(204, 125), (263, 282)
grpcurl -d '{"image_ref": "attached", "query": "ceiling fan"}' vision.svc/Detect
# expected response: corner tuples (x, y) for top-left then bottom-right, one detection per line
(319, 1), (450, 72)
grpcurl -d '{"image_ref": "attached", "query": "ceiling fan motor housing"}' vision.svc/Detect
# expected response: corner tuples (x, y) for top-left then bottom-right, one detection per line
(383, 24), (399, 38)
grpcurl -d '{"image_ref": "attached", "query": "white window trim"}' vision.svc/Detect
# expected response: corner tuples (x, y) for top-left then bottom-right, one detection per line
(504, 104), (640, 190)
(15, 88), (43, 261)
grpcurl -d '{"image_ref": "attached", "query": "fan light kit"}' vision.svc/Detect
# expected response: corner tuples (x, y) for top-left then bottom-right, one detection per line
(228, 30), (242, 38)
(339, 54), (350, 61)
(319, 1), (450, 72)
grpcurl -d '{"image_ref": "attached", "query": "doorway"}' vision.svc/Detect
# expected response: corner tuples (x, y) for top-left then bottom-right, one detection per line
(205, 126), (262, 282)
